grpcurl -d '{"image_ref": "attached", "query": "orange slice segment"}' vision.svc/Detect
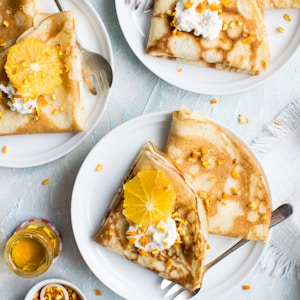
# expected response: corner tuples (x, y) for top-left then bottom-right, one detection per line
(123, 170), (176, 227)
(5, 38), (62, 98)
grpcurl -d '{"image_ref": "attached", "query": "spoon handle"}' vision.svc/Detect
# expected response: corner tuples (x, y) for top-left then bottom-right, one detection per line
(204, 203), (293, 272)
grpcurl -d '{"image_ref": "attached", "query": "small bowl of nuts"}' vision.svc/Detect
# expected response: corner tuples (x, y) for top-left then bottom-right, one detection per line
(24, 278), (87, 300)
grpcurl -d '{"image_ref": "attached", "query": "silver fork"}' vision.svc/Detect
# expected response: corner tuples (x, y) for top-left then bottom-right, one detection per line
(161, 203), (293, 300)
(126, 0), (154, 12)
(54, 0), (113, 95)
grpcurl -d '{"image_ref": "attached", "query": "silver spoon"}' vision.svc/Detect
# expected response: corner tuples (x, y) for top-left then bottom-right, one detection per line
(162, 203), (293, 299)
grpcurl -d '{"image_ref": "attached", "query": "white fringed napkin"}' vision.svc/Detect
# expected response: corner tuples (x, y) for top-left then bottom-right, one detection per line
(251, 100), (300, 279)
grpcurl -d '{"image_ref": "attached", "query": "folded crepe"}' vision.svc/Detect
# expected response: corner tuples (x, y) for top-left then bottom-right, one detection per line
(94, 142), (208, 291)
(0, 0), (42, 85)
(0, 11), (84, 135)
(165, 108), (271, 241)
(264, 0), (300, 8)
(146, 0), (270, 75)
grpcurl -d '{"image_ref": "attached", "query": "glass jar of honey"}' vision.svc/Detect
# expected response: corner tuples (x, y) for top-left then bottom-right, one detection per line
(4, 219), (62, 278)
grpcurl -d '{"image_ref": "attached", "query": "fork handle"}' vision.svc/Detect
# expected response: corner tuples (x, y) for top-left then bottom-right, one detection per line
(204, 203), (293, 272)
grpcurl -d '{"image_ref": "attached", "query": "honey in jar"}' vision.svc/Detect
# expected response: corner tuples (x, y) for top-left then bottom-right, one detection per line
(4, 218), (62, 277)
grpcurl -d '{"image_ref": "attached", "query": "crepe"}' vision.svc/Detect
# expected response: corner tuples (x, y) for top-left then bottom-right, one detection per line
(146, 0), (270, 75)
(94, 142), (208, 291)
(0, 0), (42, 85)
(0, 11), (84, 135)
(165, 107), (271, 241)
(264, 0), (300, 8)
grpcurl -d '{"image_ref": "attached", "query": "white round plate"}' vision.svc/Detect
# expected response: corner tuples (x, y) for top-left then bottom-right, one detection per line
(115, 2), (300, 94)
(0, 0), (113, 168)
(71, 112), (267, 300)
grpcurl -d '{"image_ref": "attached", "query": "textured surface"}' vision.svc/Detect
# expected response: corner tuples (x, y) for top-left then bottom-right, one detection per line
(0, 0), (300, 299)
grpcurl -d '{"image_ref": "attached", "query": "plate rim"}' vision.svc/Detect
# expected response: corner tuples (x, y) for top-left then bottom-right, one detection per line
(0, 0), (113, 168)
(71, 111), (269, 300)
(115, 1), (300, 95)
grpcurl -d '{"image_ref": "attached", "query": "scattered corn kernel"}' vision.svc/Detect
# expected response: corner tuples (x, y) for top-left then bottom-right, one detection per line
(177, 67), (183, 72)
(95, 289), (102, 296)
(277, 26), (285, 33)
(283, 14), (291, 22)
(2, 145), (8, 153)
(206, 243), (211, 250)
(242, 284), (251, 290)
(42, 178), (51, 185)
(96, 163), (103, 172)
(274, 121), (281, 126)
(210, 98), (217, 104)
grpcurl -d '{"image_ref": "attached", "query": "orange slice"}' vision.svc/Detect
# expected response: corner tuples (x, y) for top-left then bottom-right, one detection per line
(123, 170), (176, 227)
(5, 38), (62, 98)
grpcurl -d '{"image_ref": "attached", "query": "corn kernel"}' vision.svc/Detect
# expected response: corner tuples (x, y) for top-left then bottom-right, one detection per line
(42, 178), (51, 185)
(210, 98), (217, 104)
(277, 26), (285, 33)
(95, 289), (102, 296)
(177, 67), (183, 72)
(2, 145), (8, 153)
(96, 163), (103, 172)
(242, 284), (251, 290)
(283, 14), (291, 22)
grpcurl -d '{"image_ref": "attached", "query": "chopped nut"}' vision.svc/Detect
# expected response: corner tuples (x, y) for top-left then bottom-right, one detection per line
(231, 170), (240, 179)
(231, 187), (238, 195)
(191, 150), (201, 158)
(216, 158), (225, 165)
(222, 192), (230, 199)
(238, 114), (248, 124)
(42, 178), (51, 185)
(202, 160), (210, 167)
(199, 190), (208, 199)
(3, 20), (9, 27)
(0, 39), (7, 47)
(208, 177), (217, 182)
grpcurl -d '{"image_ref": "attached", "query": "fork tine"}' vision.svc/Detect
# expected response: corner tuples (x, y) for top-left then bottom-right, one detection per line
(143, 0), (154, 12)
(161, 279), (173, 290)
(135, 0), (142, 9)
(163, 282), (183, 298)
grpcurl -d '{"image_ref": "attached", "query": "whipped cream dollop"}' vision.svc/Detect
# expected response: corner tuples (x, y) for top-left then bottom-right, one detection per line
(0, 83), (37, 114)
(127, 218), (179, 252)
(175, 0), (222, 40)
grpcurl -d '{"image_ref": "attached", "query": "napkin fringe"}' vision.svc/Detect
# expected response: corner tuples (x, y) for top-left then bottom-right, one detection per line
(251, 100), (300, 156)
(251, 99), (300, 280)
(261, 243), (300, 280)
